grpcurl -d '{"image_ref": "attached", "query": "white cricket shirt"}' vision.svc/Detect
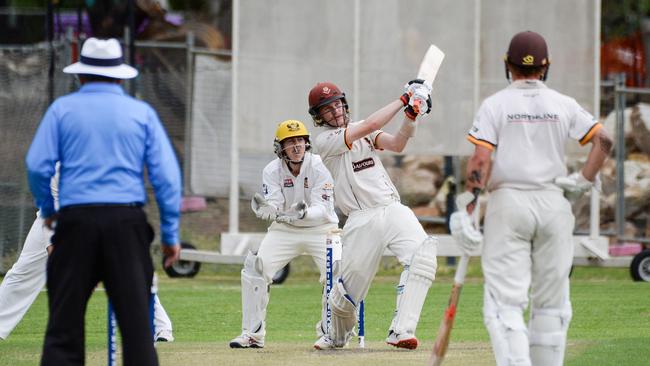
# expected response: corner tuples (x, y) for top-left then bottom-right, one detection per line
(467, 79), (602, 191)
(313, 122), (400, 216)
(261, 152), (338, 227)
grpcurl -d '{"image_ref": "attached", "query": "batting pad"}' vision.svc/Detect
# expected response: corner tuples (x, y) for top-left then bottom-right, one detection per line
(329, 280), (357, 346)
(392, 236), (437, 335)
(529, 305), (572, 366)
(483, 289), (530, 366)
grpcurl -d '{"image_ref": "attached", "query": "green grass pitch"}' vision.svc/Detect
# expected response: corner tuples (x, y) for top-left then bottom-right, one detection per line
(0, 259), (649, 365)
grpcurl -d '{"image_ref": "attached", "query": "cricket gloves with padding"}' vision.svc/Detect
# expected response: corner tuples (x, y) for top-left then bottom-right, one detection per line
(275, 201), (307, 224)
(554, 171), (601, 201)
(400, 79), (432, 120)
(251, 193), (278, 221)
(449, 191), (483, 255)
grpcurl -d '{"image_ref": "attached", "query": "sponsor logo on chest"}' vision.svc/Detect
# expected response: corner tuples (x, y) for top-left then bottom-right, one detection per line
(284, 178), (294, 187)
(506, 113), (559, 123)
(352, 157), (375, 172)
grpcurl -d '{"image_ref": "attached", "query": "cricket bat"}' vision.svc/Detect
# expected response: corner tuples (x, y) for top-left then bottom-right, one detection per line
(428, 255), (469, 366)
(417, 44), (445, 88)
(428, 189), (479, 366)
(412, 44), (445, 113)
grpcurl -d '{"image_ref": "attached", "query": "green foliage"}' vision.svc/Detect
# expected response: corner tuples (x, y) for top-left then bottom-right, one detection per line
(602, 0), (650, 40)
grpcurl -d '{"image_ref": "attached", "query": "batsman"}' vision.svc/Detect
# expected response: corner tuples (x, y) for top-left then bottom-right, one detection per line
(457, 31), (612, 365)
(308, 81), (438, 350)
(229, 120), (338, 348)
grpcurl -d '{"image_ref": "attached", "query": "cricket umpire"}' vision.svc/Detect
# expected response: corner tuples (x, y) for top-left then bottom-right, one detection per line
(26, 37), (181, 365)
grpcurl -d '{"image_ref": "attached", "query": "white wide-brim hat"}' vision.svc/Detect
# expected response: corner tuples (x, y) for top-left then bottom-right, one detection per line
(63, 37), (138, 79)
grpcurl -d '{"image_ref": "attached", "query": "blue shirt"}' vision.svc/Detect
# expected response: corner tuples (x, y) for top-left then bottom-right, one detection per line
(26, 82), (181, 246)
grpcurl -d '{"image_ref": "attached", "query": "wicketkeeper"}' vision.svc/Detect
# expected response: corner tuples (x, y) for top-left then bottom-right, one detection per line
(455, 31), (612, 366)
(229, 120), (338, 349)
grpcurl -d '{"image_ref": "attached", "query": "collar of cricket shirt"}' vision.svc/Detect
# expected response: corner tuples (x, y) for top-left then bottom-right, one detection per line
(79, 82), (126, 95)
(508, 79), (548, 89)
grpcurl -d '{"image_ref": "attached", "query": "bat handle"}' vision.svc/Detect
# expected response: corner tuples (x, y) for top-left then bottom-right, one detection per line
(454, 255), (470, 285)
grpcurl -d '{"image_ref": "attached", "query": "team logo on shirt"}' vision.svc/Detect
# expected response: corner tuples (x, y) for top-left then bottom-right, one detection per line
(304, 177), (309, 188)
(352, 157), (375, 172)
(322, 194), (331, 201)
(284, 178), (294, 187)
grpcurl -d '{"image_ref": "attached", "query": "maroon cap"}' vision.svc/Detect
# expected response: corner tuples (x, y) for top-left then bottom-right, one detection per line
(505, 31), (549, 67)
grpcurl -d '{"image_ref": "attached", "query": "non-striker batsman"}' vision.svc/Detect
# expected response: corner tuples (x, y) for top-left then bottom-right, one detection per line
(456, 31), (612, 366)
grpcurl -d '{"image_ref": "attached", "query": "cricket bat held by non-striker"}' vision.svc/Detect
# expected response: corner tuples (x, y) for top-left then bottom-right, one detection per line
(428, 255), (469, 366)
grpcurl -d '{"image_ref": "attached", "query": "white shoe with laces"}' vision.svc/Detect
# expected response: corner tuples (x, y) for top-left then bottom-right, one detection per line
(313, 335), (337, 350)
(229, 333), (265, 348)
(385, 330), (418, 350)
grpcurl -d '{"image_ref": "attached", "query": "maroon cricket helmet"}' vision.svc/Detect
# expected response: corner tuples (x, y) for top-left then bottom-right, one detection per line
(307, 82), (349, 118)
(505, 31), (550, 67)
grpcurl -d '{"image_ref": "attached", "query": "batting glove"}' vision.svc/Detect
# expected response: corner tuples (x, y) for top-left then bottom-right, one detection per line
(409, 83), (432, 116)
(401, 80), (432, 120)
(400, 79), (426, 106)
(449, 191), (483, 255)
(554, 171), (601, 201)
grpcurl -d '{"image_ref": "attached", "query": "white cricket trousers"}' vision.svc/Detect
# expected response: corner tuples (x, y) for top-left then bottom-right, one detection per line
(0, 215), (50, 339)
(482, 188), (574, 313)
(0, 214), (173, 340)
(256, 223), (338, 283)
(340, 201), (427, 304)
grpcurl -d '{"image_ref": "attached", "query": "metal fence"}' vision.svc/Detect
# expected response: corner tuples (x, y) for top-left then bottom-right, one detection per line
(0, 31), (235, 272)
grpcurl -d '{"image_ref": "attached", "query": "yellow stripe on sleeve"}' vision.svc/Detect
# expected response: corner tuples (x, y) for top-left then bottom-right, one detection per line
(467, 135), (495, 151)
(579, 123), (602, 145)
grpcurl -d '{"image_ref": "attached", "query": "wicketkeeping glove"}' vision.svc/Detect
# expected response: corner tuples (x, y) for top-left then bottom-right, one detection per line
(275, 201), (307, 224)
(554, 171), (601, 201)
(449, 191), (483, 255)
(251, 193), (278, 221)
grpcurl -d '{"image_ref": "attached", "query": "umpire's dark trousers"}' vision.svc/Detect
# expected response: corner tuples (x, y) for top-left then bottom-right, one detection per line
(41, 205), (158, 366)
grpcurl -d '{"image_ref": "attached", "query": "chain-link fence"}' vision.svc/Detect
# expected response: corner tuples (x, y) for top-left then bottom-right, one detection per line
(0, 41), (71, 272)
(0, 33), (245, 271)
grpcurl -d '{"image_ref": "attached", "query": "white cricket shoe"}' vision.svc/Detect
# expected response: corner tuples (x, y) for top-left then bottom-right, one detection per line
(154, 329), (174, 343)
(229, 333), (264, 349)
(385, 330), (419, 350)
(313, 335), (337, 350)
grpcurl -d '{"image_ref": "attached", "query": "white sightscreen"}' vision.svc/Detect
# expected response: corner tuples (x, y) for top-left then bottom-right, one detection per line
(235, 0), (597, 156)
(192, 0), (598, 196)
